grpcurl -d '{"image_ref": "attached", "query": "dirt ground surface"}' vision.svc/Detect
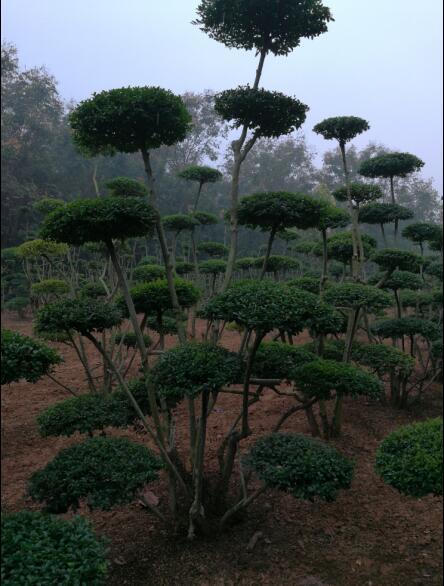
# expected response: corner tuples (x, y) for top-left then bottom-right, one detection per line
(1, 314), (443, 586)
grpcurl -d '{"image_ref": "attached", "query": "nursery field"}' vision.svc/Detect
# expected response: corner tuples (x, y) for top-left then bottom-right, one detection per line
(2, 314), (442, 586)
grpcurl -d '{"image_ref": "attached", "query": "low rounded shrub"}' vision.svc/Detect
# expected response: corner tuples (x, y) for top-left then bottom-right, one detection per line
(16, 239), (69, 259)
(79, 281), (108, 299)
(28, 436), (163, 513)
(151, 342), (242, 403)
(31, 279), (70, 297)
(174, 261), (195, 275)
(198, 259), (227, 274)
(235, 257), (257, 270)
(375, 418), (443, 497)
(133, 264), (165, 282)
(286, 276), (320, 295)
(252, 342), (316, 379)
(106, 176), (148, 198)
(245, 433), (354, 502)
(1, 511), (108, 585)
(124, 278), (200, 315)
(1, 329), (62, 385)
(352, 343), (415, 377)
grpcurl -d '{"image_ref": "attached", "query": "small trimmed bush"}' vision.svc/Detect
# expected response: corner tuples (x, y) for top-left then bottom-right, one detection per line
(199, 259), (227, 274)
(106, 176), (148, 198)
(1, 329), (62, 385)
(324, 282), (392, 312)
(133, 264), (166, 282)
(353, 343), (415, 377)
(372, 317), (440, 341)
(375, 419), (442, 497)
(286, 276), (320, 295)
(124, 278), (200, 315)
(246, 433), (354, 502)
(174, 261), (195, 275)
(371, 249), (423, 272)
(1, 511), (108, 585)
(28, 436), (163, 513)
(79, 281), (108, 299)
(31, 279), (70, 297)
(252, 342), (316, 379)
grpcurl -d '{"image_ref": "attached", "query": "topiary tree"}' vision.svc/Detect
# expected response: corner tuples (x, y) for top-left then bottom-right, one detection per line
(359, 203), (414, 246)
(286, 275), (321, 295)
(372, 316), (440, 345)
(325, 231), (377, 276)
(371, 248), (423, 274)
(251, 342), (316, 380)
(162, 213), (199, 267)
(373, 270), (422, 319)
(132, 263), (166, 283)
(316, 204), (350, 289)
(359, 152), (425, 240)
(31, 278), (70, 306)
(195, 0), (332, 291)
(177, 165), (223, 211)
(333, 182), (383, 208)
(313, 116), (370, 278)
(253, 255), (300, 280)
(33, 197), (65, 216)
(1, 328), (62, 385)
(425, 259), (443, 282)
(402, 222), (443, 261)
(375, 418), (442, 497)
(198, 259), (228, 294)
(197, 241), (228, 258)
(237, 191), (325, 278)
(106, 176), (148, 198)
(1, 511), (108, 585)
(174, 261), (195, 276)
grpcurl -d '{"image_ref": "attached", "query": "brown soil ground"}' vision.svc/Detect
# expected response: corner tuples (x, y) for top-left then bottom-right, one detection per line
(1, 314), (443, 586)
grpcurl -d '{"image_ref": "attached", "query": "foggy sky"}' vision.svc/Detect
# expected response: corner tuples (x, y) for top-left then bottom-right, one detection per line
(2, 0), (443, 191)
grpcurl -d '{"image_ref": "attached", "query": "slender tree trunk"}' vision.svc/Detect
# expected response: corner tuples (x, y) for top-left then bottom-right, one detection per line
(260, 227), (277, 280)
(380, 223), (388, 247)
(339, 143), (361, 280)
(92, 160), (100, 197)
(193, 182), (204, 212)
(320, 229), (328, 292)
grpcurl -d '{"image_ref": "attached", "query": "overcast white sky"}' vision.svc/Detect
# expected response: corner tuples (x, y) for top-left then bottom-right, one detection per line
(2, 0), (443, 190)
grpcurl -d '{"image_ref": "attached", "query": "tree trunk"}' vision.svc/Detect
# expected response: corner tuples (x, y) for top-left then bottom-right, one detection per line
(339, 143), (361, 280)
(260, 227), (277, 280)
(320, 229), (328, 292)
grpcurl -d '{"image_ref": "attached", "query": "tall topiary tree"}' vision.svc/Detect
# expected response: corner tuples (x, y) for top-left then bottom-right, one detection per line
(177, 165), (223, 211)
(316, 204), (350, 289)
(313, 116), (370, 278)
(359, 203), (414, 246)
(195, 0), (333, 290)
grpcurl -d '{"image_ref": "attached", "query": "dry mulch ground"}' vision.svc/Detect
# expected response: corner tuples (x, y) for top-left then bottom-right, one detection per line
(1, 314), (442, 586)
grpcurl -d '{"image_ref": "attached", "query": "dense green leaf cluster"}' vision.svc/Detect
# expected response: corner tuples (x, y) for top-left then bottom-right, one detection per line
(359, 203), (414, 225)
(199, 259), (227, 274)
(174, 261), (195, 275)
(313, 116), (369, 144)
(31, 279), (70, 297)
(79, 281), (108, 299)
(106, 176), (148, 198)
(425, 259), (443, 281)
(197, 241), (229, 257)
(113, 332), (152, 349)
(376, 270), (423, 291)
(325, 231), (377, 264)
(324, 282), (392, 312)
(1, 511), (108, 586)
(246, 433), (353, 501)
(191, 211), (219, 226)
(251, 342), (316, 379)
(333, 182), (383, 206)
(29, 436), (163, 513)
(40, 197), (157, 246)
(234, 257), (258, 270)
(124, 278), (200, 315)
(371, 248), (423, 272)
(16, 238), (68, 259)
(33, 197), (65, 215)
(375, 419), (442, 497)
(286, 276), (320, 294)
(317, 205), (350, 231)
(372, 317), (440, 341)
(254, 255), (300, 273)
(162, 213), (199, 232)
(133, 264), (166, 282)
(353, 343), (415, 377)
(177, 165), (222, 184)
(359, 152), (424, 179)
(402, 222), (442, 246)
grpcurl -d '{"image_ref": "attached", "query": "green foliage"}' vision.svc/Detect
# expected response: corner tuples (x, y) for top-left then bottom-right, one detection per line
(235, 257), (258, 270)
(372, 317), (440, 341)
(199, 259), (227, 274)
(177, 165), (222, 185)
(291, 359), (383, 400)
(133, 264), (166, 282)
(125, 278), (200, 315)
(400, 289), (434, 309)
(162, 213), (199, 232)
(1, 329), (62, 385)
(333, 182), (383, 206)
(79, 281), (108, 299)
(40, 197), (157, 246)
(326, 231), (377, 264)
(4, 297), (30, 316)
(29, 436), (163, 513)
(174, 261), (195, 275)
(237, 191), (325, 232)
(294, 240), (318, 255)
(35, 298), (123, 336)
(1, 511), (108, 585)
(313, 116), (370, 145)
(252, 342), (316, 379)
(113, 332), (152, 349)
(215, 87), (308, 138)
(69, 86), (192, 155)
(106, 176), (148, 198)
(31, 279), (70, 297)
(324, 282), (392, 312)
(352, 343), (415, 377)
(191, 211), (219, 226)
(425, 259), (443, 281)
(371, 248), (423, 272)
(146, 315), (178, 335)
(402, 222), (442, 246)
(16, 238), (68, 259)
(377, 270), (423, 291)
(33, 197), (65, 215)
(197, 241), (228, 257)
(194, 0), (332, 56)
(151, 342), (242, 403)
(359, 152), (425, 179)
(359, 203), (414, 225)
(37, 380), (152, 438)
(431, 339), (443, 362)
(375, 419), (442, 497)
(246, 433), (353, 501)
(317, 205), (350, 231)
(286, 276), (320, 294)
(254, 255), (300, 273)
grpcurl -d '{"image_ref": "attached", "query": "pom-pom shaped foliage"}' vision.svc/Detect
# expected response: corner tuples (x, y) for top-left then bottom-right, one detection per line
(291, 359), (383, 401)
(177, 165), (222, 185)
(69, 86), (192, 155)
(133, 264), (166, 282)
(375, 419), (442, 497)
(353, 343), (415, 377)
(191, 211), (219, 226)
(400, 290), (435, 309)
(372, 317), (440, 341)
(16, 238), (68, 259)
(1, 329), (62, 385)
(254, 255), (300, 273)
(313, 116), (369, 145)
(1, 512), (108, 586)
(151, 342), (242, 403)
(294, 240), (318, 255)
(425, 259), (443, 281)
(35, 298), (123, 336)
(359, 152), (424, 179)
(162, 213), (199, 232)
(317, 205), (350, 231)
(197, 241), (228, 257)
(326, 231), (377, 264)
(113, 332), (151, 349)
(146, 315), (178, 336)
(402, 223), (443, 252)
(79, 281), (108, 299)
(33, 197), (65, 215)
(333, 182), (383, 206)
(125, 279), (200, 315)
(235, 257), (257, 270)
(106, 176), (148, 198)
(371, 249), (423, 272)
(286, 276), (320, 295)
(29, 437), (163, 513)
(174, 261), (195, 275)
(37, 380), (151, 438)
(245, 433), (353, 502)
(377, 270), (423, 292)
(198, 259), (227, 274)
(237, 191), (325, 232)
(215, 87), (308, 138)
(324, 283), (392, 312)
(31, 279), (70, 297)
(202, 280), (319, 333)
(40, 198), (157, 246)
(359, 203), (414, 225)
(194, 0), (333, 56)
(252, 342), (316, 379)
